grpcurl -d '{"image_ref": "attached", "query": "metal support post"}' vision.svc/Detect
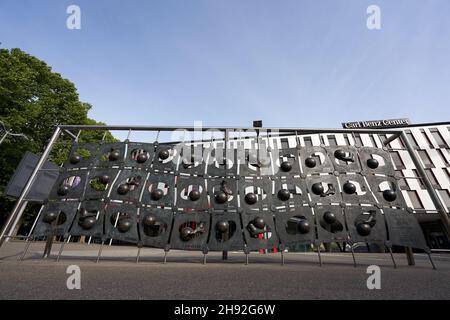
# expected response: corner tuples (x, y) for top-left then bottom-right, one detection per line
(96, 241), (104, 263)
(427, 253), (436, 270)
(387, 246), (397, 269)
(42, 235), (54, 259)
(405, 247), (415, 266)
(350, 246), (357, 268)
(316, 243), (322, 267)
(136, 246), (141, 263)
(56, 238), (68, 262)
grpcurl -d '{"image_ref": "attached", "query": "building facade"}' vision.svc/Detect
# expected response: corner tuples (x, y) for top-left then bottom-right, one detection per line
(294, 122), (450, 249)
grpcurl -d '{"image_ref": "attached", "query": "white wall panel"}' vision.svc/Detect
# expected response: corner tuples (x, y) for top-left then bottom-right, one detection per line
(428, 149), (445, 168)
(360, 134), (373, 147)
(398, 150), (414, 167)
(434, 167), (450, 189)
(335, 134), (346, 146)
(417, 190), (436, 211)
(410, 128), (429, 149)
(440, 149), (450, 165)
(311, 134), (321, 146)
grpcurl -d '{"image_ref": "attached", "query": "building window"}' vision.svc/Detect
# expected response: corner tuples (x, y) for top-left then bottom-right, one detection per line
(405, 130), (419, 148)
(418, 150), (433, 168)
(344, 135), (351, 146)
(303, 136), (313, 147)
(279, 138), (289, 149)
(420, 129), (434, 148)
(353, 134), (363, 147)
(430, 128), (447, 148)
(391, 151), (405, 169)
(425, 169), (440, 188)
(438, 190), (450, 210)
(369, 135), (378, 148)
(396, 171), (409, 190)
(412, 169), (426, 189)
(407, 190), (424, 209)
(327, 135), (337, 146)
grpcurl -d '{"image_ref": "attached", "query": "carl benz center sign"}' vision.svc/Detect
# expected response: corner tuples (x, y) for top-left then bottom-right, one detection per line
(342, 118), (411, 129)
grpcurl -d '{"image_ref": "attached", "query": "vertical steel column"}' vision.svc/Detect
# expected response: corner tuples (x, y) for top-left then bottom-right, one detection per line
(222, 128), (229, 261)
(0, 126), (61, 247)
(400, 131), (450, 237)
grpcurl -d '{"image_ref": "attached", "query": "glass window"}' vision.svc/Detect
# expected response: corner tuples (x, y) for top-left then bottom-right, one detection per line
(391, 151), (405, 169)
(405, 130), (418, 148)
(421, 129), (434, 148)
(396, 171), (409, 190)
(344, 135), (351, 146)
(303, 137), (313, 147)
(279, 138), (289, 149)
(369, 135), (377, 147)
(412, 169), (426, 189)
(430, 129), (447, 147)
(407, 190), (424, 209)
(425, 169), (439, 187)
(418, 150), (433, 167)
(327, 135), (337, 146)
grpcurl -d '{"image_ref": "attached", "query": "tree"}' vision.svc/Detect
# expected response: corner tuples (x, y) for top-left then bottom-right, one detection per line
(0, 48), (116, 231)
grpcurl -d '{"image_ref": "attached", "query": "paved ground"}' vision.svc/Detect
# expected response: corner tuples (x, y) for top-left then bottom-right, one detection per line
(0, 241), (449, 300)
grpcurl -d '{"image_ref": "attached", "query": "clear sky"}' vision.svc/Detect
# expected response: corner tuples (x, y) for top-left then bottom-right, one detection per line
(1, 0), (450, 139)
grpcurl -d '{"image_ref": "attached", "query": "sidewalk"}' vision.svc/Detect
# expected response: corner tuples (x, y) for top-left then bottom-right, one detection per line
(0, 241), (449, 299)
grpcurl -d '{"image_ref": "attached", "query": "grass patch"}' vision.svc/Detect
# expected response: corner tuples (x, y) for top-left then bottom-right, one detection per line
(90, 177), (107, 191)
(75, 148), (91, 160)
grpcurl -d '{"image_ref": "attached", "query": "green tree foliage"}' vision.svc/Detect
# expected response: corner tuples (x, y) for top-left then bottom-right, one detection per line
(0, 48), (116, 231)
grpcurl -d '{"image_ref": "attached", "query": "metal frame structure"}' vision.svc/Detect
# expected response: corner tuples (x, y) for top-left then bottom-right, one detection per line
(1, 124), (449, 267)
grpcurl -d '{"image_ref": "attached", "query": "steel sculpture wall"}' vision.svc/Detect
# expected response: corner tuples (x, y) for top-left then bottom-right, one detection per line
(33, 138), (432, 258)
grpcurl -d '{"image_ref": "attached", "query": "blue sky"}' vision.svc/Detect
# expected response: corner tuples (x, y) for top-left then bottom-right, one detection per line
(1, 0), (450, 139)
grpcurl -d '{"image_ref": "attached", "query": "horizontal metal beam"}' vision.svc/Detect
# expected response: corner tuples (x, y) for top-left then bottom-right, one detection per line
(58, 124), (403, 135)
